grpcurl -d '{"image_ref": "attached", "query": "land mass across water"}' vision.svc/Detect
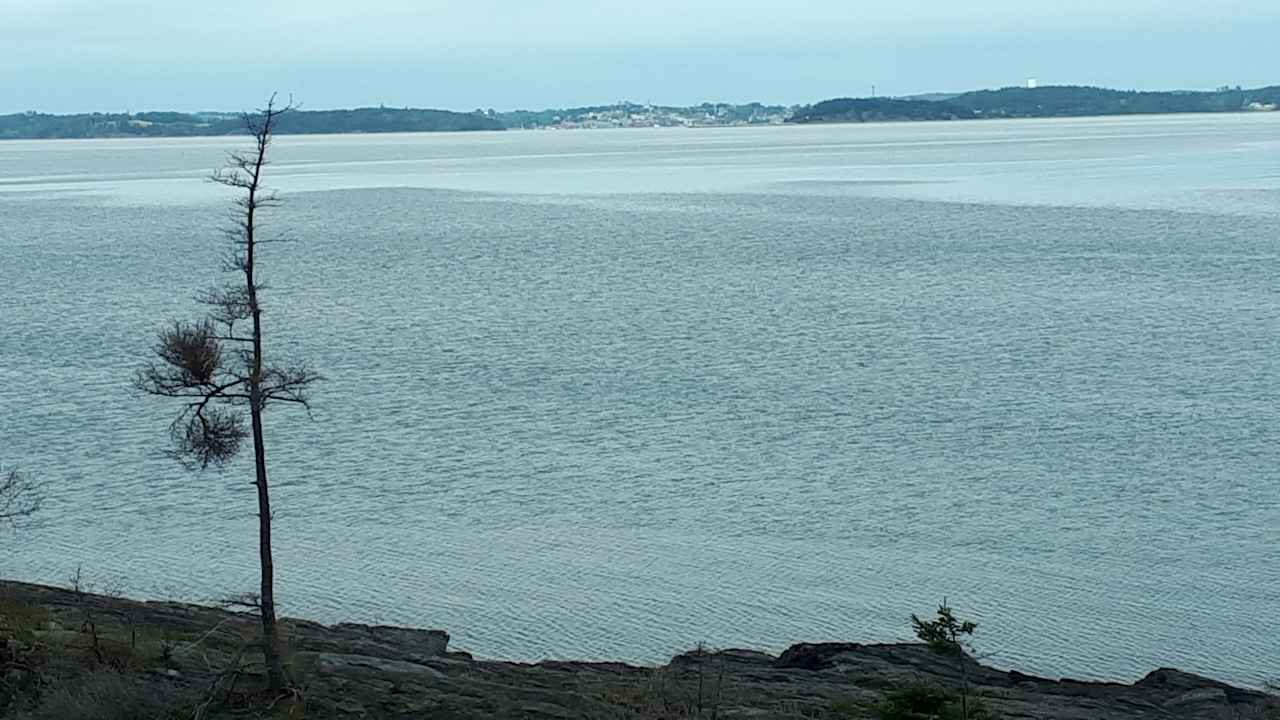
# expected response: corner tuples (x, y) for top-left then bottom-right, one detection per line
(4, 84), (1279, 139)
(0, 580), (1273, 719)
(787, 84), (1280, 124)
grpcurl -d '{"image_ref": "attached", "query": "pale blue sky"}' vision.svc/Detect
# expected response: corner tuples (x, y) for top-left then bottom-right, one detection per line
(3, 0), (1278, 113)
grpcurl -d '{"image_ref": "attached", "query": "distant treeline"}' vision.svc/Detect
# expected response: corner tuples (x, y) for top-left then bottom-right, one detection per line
(787, 97), (971, 124)
(788, 85), (1280, 124)
(0, 107), (504, 140)
(7, 85), (1280, 139)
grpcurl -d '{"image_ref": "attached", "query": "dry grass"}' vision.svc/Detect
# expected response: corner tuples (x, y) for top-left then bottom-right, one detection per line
(0, 598), (50, 643)
(16, 669), (191, 720)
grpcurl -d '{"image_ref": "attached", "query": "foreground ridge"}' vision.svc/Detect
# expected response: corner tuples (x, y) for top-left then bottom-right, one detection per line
(0, 581), (1272, 719)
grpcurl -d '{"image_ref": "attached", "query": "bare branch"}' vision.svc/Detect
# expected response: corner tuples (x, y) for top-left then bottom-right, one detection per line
(196, 284), (253, 327)
(217, 592), (262, 612)
(210, 171), (255, 189)
(0, 466), (41, 523)
(261, 363), (321, 405)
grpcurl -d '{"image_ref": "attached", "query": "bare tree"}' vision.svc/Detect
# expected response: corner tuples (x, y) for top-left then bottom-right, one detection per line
(135, 95), (318, 691)
(0, 466), (41, 525)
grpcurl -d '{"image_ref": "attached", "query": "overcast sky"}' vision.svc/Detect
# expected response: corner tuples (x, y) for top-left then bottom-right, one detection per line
(3, 0), (1278, 113)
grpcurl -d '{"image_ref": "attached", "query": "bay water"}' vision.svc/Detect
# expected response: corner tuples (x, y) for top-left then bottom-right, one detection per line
(1, 114), (1277, 685)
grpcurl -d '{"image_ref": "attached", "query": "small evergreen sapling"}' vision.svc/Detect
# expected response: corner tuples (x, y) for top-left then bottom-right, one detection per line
(912, 600), (978, 719)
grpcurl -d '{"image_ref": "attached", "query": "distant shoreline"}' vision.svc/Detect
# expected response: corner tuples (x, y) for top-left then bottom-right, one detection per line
(5, 83), (1276, 140)
(4, 107), (1279, 145)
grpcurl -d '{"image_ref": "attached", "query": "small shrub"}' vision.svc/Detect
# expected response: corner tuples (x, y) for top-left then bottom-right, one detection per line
(829, 696), (869, 718)
(591, 648), (729, 720)
(876, 684), (953, 720)
(0, 599), (50, 642)
(0, 636), (41, 715)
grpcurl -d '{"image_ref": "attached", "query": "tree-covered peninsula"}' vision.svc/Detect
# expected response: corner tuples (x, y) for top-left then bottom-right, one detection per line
(788, 84), (1280, 124)
(0, 107), (504, 140)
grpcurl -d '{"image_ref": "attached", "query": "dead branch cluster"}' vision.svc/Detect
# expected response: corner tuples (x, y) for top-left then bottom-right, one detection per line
(133, 319), (316, 468)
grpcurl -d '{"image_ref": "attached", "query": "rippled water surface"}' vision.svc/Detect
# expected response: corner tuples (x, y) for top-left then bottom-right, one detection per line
(1, 115), (1278, 685)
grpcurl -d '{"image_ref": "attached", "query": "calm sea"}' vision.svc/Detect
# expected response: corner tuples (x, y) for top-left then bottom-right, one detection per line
(1, 114), (1278, 685)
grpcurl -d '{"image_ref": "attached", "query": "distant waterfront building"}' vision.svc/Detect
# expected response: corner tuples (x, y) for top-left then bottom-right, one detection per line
(1027, 78), (1038, 89)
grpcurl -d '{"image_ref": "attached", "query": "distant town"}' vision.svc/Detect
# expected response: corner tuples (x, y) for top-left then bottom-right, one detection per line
(494, 101), (791, 130)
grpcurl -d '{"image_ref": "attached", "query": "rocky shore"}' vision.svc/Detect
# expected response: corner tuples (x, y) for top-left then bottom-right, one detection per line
(0, 580), (1272, 719)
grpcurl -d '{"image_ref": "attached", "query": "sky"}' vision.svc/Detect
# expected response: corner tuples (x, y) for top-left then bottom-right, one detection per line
(3, 0), (1279, 114)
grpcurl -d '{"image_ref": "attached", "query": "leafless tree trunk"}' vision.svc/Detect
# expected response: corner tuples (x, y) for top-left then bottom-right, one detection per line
(136, 95), (317, 692)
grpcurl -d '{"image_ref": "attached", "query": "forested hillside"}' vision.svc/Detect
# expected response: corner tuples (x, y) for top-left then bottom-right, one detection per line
(0, 107), (503, 139)
(788, 85), (1280, 124)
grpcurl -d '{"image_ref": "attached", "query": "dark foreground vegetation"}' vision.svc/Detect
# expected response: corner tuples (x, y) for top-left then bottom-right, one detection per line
(788, 84), (1280, 123)
(0, 581), (1274, 720)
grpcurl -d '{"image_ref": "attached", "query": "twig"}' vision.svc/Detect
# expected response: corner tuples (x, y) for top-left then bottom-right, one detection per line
(191, 643), (248, 720)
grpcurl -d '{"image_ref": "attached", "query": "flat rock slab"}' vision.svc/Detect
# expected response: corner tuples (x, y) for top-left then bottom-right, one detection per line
(314, 652), (447, 682)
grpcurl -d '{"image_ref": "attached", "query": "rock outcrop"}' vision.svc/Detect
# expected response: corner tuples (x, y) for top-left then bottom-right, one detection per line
(0, 581), (1272, 719)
